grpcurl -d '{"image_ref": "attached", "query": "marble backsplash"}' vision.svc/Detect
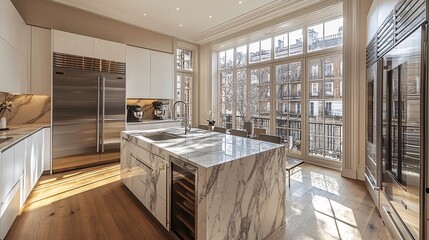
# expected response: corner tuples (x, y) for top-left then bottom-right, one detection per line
(0, 93), (50, 125)
(127, 99), (171, 120)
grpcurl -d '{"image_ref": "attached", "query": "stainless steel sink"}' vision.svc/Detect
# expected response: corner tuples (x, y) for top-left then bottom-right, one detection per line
(142, 133), (182, 141)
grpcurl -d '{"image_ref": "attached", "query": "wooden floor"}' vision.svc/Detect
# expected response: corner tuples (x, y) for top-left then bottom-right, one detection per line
(6, 162), (391, 240)
(267, 163), (392, 240)
(6, 163), (172, 240)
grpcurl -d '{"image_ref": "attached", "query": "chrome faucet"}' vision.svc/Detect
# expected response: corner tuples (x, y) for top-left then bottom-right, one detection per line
(173, 100), (191, 134)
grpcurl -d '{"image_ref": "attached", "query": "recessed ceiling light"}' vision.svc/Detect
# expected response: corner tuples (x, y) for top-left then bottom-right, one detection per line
(179, 24), (183, 27)
(209, 15), (212, 18)
(143, 13), (147, 16)
(176, 7), (180, 11)
(238, 1), (243, 4)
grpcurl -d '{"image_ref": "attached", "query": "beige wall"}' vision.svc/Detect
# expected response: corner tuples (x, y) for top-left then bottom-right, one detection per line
(198, 44), (215, 125)
(11, 0), (174, 53)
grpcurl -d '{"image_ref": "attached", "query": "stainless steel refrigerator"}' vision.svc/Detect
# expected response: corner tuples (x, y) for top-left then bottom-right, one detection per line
(52, 53), (126, 172)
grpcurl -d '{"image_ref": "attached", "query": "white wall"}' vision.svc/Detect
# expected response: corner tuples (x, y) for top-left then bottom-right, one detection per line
(198, 44), (214, 125)
(0, 0), (30, 93)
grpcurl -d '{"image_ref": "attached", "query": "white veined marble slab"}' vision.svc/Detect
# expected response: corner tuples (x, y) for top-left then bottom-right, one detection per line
(123, 127), (283, 168)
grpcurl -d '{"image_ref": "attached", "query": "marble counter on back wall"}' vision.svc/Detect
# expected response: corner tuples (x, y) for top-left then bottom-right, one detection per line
(122, 128), (287, 240)
(0, 93), (50, 125)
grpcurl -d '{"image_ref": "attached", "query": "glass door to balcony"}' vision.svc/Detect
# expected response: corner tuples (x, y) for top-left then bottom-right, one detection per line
(275, 61), (303, 156)
(248, 66), (271, 132)
(308, 55), (343, 162)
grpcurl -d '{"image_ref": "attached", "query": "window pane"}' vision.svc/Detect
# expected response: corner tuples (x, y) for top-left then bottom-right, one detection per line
(324, 18), (343, 49)
(220, 71), (233, 87)
(236, 45), (247, 67)
(219, 51), (226, 69)
(249, 42), (260, 64)
(249, 67), (271, 130)
(236, 69), (247, 121)
(184, 50), (192, 61)
(276, 64), (289, 84)
(274, 33), (288, 59)
(308, 18), (343, 52)
(289, 29), (303, 55)
(225, 49), (234, 69)
(275, 62), (302, 154)
(260, 38), (272, 62)
(308, 23), (323, 52)
(308, 55), (343, 161)
(261, 67), (270, 85)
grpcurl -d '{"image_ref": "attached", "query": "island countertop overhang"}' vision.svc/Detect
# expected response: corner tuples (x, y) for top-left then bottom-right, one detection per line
(122, 127), (285, 168)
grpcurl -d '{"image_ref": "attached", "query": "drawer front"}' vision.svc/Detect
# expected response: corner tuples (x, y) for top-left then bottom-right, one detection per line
(130, 155), (167, 201)
(0, 182), (20, 239)
(130, 143), (152, 167)
(130, 176), (167, 228)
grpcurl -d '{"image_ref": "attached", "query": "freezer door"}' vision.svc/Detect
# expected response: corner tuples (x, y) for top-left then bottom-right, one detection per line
(100, 73), (126, 162)
(53, 69), (100, 171)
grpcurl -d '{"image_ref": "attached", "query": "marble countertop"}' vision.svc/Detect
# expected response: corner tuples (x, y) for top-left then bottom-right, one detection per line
(127, 119), (180, 125)
(0, 123), (50, 152)
(123, 127), (284, 168)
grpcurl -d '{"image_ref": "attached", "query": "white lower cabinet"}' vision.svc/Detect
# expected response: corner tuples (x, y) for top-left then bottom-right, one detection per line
(43, 128), (51, 172)
(0, 127), (48, 239)
(25, 129), (44, 199)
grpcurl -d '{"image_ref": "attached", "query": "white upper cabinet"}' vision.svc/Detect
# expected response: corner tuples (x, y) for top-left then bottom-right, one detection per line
(150, 51), (174, 99)
(53, 30), (93, 58)
(94, 38), (126, 62)
(126, 45), (151, 98)
(53, 30), (126, 62)
(0, 0), (30, 94)
(126, 46), (174, 99)
(30, 26), (52, 95)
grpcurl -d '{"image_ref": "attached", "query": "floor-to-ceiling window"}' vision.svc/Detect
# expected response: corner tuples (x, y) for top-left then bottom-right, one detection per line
(216, 16), (343, 162)
(175, 47), (194, 125)
(275, 61), (302, 154)
(308, 55), (343, 161)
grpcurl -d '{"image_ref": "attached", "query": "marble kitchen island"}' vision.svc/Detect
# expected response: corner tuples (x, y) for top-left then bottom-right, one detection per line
(120, 127), (287, 240)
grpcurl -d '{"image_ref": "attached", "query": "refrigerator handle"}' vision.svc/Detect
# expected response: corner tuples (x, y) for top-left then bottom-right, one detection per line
(101, 77), (106, 153)
(97, 76), (100, 153)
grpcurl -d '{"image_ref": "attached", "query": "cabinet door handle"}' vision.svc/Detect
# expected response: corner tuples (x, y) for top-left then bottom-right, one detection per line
(131, 154), (153, 172)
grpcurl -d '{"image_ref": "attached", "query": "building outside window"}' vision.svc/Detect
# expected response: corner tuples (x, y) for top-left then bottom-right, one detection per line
(312, 83), (319, 96)
(216, 16), (343, 162)
(325, 82), (333, 96)
(308, 55), (343, 161)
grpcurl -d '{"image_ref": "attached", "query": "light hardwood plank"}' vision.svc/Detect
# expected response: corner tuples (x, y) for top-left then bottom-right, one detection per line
(6, 162), (391, 240)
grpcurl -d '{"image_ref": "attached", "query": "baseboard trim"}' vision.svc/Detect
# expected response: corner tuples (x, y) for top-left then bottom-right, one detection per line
(357, 164), (365, 181)
(341, 168), (357, 179)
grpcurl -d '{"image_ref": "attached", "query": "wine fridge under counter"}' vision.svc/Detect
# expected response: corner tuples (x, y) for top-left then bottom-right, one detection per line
(170, 157), (197, 240)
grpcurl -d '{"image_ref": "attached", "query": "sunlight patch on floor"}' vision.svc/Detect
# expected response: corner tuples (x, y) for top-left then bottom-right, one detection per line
(22, 164), (121, 211)
(290, 168), (303, 183)
(310, 172), (339, 195)
(312, 193), (362, 240)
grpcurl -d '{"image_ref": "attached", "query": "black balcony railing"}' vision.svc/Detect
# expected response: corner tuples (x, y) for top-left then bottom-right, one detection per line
(220, 114), (343, 161)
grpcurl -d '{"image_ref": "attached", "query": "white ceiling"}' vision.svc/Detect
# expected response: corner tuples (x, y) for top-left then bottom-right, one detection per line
(51, 0), (336, 44)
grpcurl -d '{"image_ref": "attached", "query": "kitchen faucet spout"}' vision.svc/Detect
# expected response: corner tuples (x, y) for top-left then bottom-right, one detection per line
(173, 101), (191, 134)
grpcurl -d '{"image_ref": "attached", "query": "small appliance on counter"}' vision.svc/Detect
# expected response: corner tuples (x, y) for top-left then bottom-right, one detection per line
(152, 101), (168, 120)
(127, 105), (144, 122)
